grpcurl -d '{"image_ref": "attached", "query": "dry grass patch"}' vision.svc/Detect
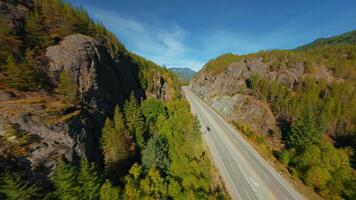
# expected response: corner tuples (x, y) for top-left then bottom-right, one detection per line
(47, 110), (81, 125)
(44, 100), (73, 113)
(0, 96), (46, 106)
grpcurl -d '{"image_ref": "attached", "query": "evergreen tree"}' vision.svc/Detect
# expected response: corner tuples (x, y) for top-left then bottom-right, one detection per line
(123, 163), (143, 200)
(101, 109), (130, 178)
(100, 180), (121, 200)
(101, 119), (116, 172)
(55, 69), (77, 103)
(140, 168), (168, 199)
(78, 160), (102, 200)
(141, 98), (167, 124)
(21, 49), (39, 90)
(142, 135), (170, 175)
(0, 172), (40, 200)
(52, 160), (80, 200)
(3, 55), (21, 89)
(123, 164), (167, 200)
(113, 105), (126, 132)
(0, 18), (21, 64)
(25, 0), (46, 48)
(286, 105), (322, 152)
(72, 6), (91, 34)
(41, 0), (69, 39)
(124, 93), (147, 148)
(3, 50), (38, 90)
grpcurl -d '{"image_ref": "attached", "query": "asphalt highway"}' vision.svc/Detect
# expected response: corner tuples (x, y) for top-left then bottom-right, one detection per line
(183, 86), (305, 200)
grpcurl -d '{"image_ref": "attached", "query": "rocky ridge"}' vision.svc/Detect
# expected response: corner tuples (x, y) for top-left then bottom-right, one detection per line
(0, 31), (175, 180)
(190, 56), (337, 138)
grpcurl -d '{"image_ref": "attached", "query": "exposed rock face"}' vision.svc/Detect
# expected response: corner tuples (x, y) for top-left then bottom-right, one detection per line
(0, 33), (149, 178)
(0, 30), (176, 181)
(190, 56), (336, 137)
(0, 92), (75, 184)
(46, 34), (145, 111)
(210, 94), (278, 136)
(150, 71), (171, 101)
(44, 34), (146, 162)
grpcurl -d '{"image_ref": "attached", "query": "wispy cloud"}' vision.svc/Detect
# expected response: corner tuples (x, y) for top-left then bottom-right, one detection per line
(72, 0), (356, 71)
(78, 5), (331, 71)
(85, 6), (204, 70)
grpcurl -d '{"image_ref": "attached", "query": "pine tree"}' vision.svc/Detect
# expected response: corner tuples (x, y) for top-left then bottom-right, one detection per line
(3, 55), (21, 89)
(52, 160), (80, 200)
(124, 93), (147, 148)
(100, 180), (121, 200)
(140, 168), (168, 199)
(101, 118), (116, 172)
(21, 49), (39, 90)
(78, 160), (102, 200)
(55, 69), (77, 103)
(25, 0), (46, 48)
(124, 94), (138, 134)
(142, 135), (170, 174)
(141, 98), (167, 124)
(72, 6), (91, 34)
(2, 50), (38, 90)
(286, 105), (322, 152)
(101, 110), (130, 177)
(0, 172), (40, 200)
(123, 163), (143, 199)
(0, 18), (21, 64)
(114, 105), (126, 132)
(41, 0), (68, 39)
(123, 164), (167, 200)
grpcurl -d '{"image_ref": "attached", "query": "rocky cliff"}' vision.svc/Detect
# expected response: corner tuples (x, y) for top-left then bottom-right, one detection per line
(0, 0), (178, 182)
(190, 53), (339, 138)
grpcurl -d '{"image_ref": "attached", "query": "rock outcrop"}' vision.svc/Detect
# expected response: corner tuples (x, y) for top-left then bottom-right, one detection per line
(209, 94), (278, 137)
(46, 33), (145, 111)
(0, 33), (170, 179)
(0, 0), (178, 193)
(190, 56), (336, 138)
(150, 71), (171, 101)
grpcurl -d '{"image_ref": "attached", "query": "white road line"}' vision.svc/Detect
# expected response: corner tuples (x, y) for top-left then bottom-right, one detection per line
(183, 87), (305, 200)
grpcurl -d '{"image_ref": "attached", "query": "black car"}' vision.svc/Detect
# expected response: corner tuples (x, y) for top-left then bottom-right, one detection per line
(207, 126), (211, 131)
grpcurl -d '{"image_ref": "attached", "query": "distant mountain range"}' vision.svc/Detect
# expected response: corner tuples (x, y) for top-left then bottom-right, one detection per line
(169, 67), (196, 82)
(296, 30), (356, 50)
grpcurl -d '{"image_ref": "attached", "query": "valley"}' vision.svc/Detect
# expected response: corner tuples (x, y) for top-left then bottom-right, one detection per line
(0, 0), (355, 200)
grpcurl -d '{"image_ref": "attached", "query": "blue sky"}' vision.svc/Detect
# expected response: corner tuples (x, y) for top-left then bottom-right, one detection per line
(68, 0), (356, 71)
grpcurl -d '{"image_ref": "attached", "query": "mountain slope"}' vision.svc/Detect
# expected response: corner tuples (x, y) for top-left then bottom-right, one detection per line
(296, 30), (356, 50)
(0, 1), (226, 199)
(169, 67), (196, 82)
(0, 0), (178, 172)
(190, 31), (356, 199)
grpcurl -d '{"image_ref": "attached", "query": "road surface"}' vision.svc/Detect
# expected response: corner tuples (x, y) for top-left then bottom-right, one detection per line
(183, 86), (305, 200)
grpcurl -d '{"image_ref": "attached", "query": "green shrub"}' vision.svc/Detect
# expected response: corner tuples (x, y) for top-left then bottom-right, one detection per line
(278, 150), (290, 166)
(256, 135), (265, 144)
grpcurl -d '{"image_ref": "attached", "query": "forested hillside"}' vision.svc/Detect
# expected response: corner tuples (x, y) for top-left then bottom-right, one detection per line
(0, 0), (225, 199)
(296, 30), (356, 50)
(169, 67), (196, 83)
(191, 33), (356, 199)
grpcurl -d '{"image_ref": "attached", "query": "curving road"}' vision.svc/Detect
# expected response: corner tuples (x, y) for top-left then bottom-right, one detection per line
(183, 86), (305, 200)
